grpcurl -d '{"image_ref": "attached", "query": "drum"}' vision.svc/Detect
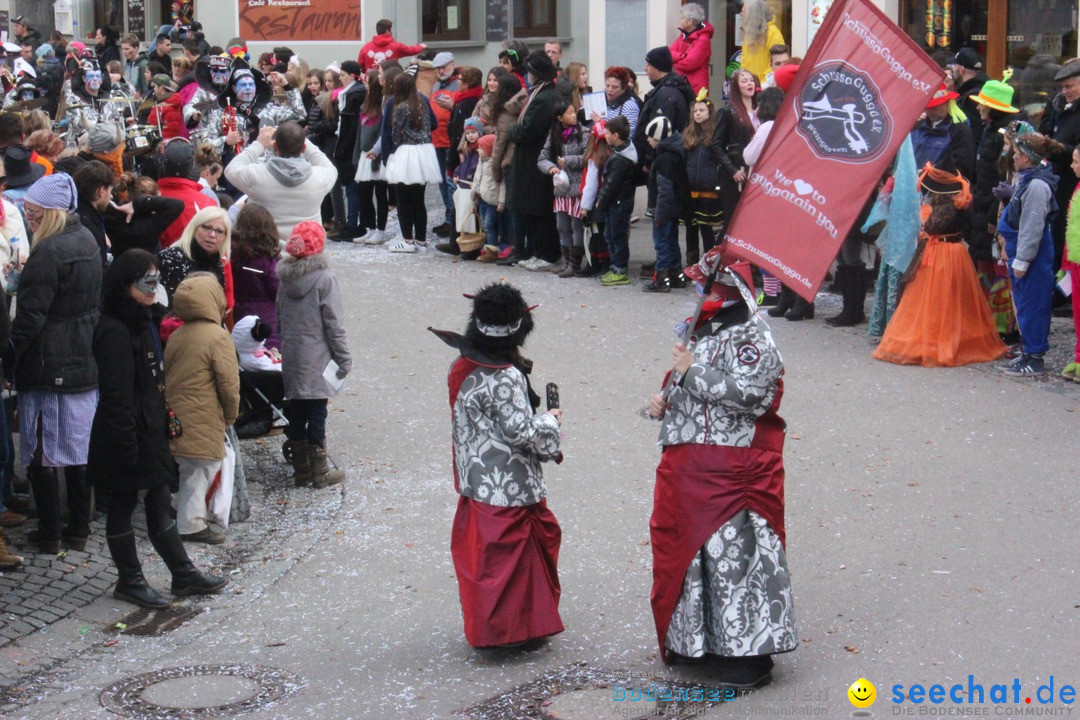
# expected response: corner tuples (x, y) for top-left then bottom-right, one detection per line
(125, 125), (161, 156)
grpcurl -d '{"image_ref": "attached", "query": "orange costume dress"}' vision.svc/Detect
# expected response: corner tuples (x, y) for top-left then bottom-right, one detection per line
(873, 166), (1008, 367)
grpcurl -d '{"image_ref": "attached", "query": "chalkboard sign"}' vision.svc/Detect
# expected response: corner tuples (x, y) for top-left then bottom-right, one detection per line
(486, 0), (508, 42)
(128, 0), (146, 41)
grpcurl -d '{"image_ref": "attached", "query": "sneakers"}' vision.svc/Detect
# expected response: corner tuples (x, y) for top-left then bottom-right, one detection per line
(496, 252), (520, 266)
(388, 240), (417, 253)
(362, 229), (386, 245)
(1001, 354), (1046, 376)
(525, 258), (553, 271)
(599, 270), (630, 286)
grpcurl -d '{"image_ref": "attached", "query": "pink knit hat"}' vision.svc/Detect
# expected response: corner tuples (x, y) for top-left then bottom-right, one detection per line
(286, 221), (325, 258)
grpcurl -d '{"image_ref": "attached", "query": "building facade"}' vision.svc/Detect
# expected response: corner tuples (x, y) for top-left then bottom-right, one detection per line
(4, 0), (1076, 108)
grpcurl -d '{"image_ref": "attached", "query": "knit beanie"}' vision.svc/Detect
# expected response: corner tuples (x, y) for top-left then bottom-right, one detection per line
(286, 220), (325, 258)
(25, 173), (78, 212)
(773, 64), (799, 92)
(645, 46), (673, 73)
(477, 133), (496, 155)
(463, 117), (485, 135)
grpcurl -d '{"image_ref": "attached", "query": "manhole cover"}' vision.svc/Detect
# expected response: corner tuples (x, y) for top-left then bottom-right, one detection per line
(456, 662), (731, 719)
(99, 664), (302, 719)
(111, 606), (205, 636)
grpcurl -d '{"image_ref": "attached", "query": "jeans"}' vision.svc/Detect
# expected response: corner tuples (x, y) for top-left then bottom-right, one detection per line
(285, 398), (329, 447)
(343, 180), (362, 230)
(476, 199), (502, 248)
(651, 220), (681, 271)
(435, 147), (455, 224)
(604, 201), (633, 273)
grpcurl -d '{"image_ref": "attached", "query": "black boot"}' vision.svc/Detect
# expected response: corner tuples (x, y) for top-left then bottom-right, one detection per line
(63, 465), (92, 550)
(826, 266), (866, 327)
(27, 465), (61, 553)
(785, 295), (815, 321)
(768, 286), (796, 318)
(150, 521), (229, 596)
(435, 226), (461, 255)
(107, 531), (170, 609)
(643, 269), (671, 293)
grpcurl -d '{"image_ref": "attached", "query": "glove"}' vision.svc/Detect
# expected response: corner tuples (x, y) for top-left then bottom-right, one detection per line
(992, 181), (1014, 204)
(335, 366), (349, 380)
(580, 210), (592, 227)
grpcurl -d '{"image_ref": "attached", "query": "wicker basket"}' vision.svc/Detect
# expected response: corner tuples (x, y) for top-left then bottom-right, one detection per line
(457, 209), (486, 252)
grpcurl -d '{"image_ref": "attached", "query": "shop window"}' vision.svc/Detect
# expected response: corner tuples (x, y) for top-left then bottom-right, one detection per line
(900, 0), (989, 66)
(606, 0), (648, 70)
(514, 0), (556, 38)
(1007, 0), (1077, 116)
(423, 0), (471, 41)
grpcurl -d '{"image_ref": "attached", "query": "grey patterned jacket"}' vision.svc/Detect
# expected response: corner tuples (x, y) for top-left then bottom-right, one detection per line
(659, 300), (783, 448)
(443, 344), (561, 507)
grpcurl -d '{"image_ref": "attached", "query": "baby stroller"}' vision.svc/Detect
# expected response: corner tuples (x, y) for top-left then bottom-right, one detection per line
(232, 316), (288, 439)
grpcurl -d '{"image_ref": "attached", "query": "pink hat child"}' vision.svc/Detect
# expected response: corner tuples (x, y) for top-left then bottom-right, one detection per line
(286, 220), (325, 258)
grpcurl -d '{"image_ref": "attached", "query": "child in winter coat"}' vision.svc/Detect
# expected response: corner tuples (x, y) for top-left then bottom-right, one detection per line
(276, 221), (351, 488)
(472, 133), (507, 261)
(590, 115), (638, 286)
(538, 99), (587, 277)
(579, 121), (612, 275)
(454, 117), (484, 186)
(682, 92), (723, 266)
(164, 273), (240, 544)
(643, 115), (691, 293)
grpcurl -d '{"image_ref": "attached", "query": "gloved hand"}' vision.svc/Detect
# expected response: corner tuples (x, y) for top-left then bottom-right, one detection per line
(335, 366), (349, 380)
(992, 181), (1014, 204)
(580, 210), (592, 227)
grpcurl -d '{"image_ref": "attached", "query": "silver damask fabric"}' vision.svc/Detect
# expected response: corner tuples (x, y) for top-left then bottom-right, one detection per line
(452, 365), (561, 507)
(63, 84), (125, 147)
(257, 87), (306, 129)
(190, 92), (255, 155)
(659, 314), (783, 448)
(665, 510), (798, 658)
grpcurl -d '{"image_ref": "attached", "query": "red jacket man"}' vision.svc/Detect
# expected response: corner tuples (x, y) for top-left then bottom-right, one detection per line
(147, 75), (188, 140)
(357, 19), (426, 72)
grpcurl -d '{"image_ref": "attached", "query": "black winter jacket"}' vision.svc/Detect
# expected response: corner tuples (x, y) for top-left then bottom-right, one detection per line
(76, 199), (108, 270)
(88, 303), (176, 491)
(634, 72), (694, 168)
(594, 143), (639, 214)
(11, 219), (102, 393)
(333, 82), (367, 176)
(970, 113), (1011, 261)
(648, 133), (691, 227)
(1039, 91), (1080, 225)
(104, 195), (185, 257)
(712, 105), (754, 219)
(506, 82), (560, 216)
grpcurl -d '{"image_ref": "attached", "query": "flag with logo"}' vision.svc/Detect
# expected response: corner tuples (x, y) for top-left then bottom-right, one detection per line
(723, 0), (944, 301)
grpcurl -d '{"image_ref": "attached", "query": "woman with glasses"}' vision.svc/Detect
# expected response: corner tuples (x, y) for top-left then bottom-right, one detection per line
(89, 250), (228, 607)
(158, 207), (232, 305)
(9, 174), (101, 554)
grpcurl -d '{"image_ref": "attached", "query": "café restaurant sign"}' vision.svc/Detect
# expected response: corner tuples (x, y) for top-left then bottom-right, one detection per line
(239, 0), (361, 42)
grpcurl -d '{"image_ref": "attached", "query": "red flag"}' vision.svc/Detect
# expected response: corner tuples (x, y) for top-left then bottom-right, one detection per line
(724, 0), (944, 301)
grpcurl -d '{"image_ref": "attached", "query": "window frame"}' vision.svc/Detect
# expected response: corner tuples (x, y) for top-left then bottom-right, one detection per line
(422, 0), (472, 42)
(513, 0), (557, 39)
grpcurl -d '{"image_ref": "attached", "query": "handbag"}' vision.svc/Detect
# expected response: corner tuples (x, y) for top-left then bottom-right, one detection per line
(457, 208), (486, 252)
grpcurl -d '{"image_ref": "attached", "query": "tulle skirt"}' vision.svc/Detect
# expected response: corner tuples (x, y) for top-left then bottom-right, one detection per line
(873, 238), (1008, 367)
(355, 153), (385, 182)
(385, 143), (442, 185)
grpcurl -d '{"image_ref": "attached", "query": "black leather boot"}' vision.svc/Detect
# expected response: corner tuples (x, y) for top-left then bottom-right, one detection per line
(768, 286), (796, 318)
(785, 295), (815, 321)
(63, 465), (92, 550)
(827, 266), (866, 327)
(107, 531), (170, 609)
(27, 465), (61, 553)
(150, 521), (229, 596)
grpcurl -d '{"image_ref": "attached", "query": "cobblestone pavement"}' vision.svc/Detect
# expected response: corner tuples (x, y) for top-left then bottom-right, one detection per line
(0, 433), (344, 714)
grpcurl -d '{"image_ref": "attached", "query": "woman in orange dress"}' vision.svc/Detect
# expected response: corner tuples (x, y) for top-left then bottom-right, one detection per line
(873, 165), (1008, 367)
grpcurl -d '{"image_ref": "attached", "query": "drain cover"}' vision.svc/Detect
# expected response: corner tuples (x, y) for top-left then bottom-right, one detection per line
(456, 662), (730, 719)
(99, 664), (302, 719)
(112, 606), (205, 636)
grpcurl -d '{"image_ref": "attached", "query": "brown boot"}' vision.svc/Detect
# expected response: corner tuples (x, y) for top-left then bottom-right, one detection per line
(559, 247), (583, 278)
(309, 444), (345, 489)
(283, 439), (312, 487)
(0, 531), (24, 570)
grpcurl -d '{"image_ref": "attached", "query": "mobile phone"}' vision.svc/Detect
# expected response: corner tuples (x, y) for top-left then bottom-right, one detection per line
(545, 382), (560, 410)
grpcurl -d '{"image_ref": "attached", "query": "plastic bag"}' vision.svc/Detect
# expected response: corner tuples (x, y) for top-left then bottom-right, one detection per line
(206, 435), (236, 531)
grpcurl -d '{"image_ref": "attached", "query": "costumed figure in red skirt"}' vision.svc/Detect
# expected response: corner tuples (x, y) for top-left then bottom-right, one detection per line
(647, 248), (797, 689)
(430, 283), (565, 648)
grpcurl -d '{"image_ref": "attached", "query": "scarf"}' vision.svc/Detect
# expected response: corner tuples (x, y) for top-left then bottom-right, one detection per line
(518, 81), (550, 122)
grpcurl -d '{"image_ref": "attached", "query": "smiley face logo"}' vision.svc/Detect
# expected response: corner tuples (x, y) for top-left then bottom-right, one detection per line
(848, 678), (876, 708)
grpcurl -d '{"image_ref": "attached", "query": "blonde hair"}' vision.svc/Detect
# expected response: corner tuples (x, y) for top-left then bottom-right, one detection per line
(565, 62), (587, 108)
(28, 208), (71, 246)
(23, 110), (52, 135)
(742, 0), (774, 52)
(174, 206), (232, 259)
